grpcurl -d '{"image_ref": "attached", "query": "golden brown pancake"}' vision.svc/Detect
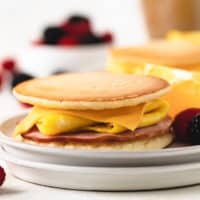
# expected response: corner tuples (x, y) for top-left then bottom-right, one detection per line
(109, 40), (200, 68)
(13, 72), (170, 110)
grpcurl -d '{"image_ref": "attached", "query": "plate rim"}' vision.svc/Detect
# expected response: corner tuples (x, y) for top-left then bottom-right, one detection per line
(2, 146), (200, 174)
(1, 114), (200, 158)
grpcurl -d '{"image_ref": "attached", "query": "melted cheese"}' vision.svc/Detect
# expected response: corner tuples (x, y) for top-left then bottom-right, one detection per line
(14, 99), (169, 136)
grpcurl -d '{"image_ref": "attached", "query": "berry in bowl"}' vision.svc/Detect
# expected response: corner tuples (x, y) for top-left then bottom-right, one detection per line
(18, 14), (114, 76)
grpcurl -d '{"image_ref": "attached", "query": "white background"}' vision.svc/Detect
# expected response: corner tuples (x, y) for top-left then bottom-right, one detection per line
(0, 0), (148, 58)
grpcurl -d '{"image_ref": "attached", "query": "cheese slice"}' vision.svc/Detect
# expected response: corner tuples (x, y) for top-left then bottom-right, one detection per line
(14, 99), (169, 136)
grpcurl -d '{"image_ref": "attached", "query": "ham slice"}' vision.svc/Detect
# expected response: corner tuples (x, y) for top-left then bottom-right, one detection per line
(22, 117), (172, 143)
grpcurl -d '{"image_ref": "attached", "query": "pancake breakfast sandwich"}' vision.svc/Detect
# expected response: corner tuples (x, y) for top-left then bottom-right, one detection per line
(107, 40), (200, 73)
(13, 72), (173, 150)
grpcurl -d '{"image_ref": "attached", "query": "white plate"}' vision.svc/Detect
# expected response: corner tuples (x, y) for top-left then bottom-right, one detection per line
(1, 115), (200, 167)
(2, 146), (200, 191)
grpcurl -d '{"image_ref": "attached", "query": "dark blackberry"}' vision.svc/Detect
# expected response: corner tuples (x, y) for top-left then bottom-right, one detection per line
(188, 114), (200, 145)
(11, 73), (34, 88)
(172, 108), (200, 142)
(43, 26), (66, 45)
(79, 34), (102, 45)
(68, 15), (89, 23)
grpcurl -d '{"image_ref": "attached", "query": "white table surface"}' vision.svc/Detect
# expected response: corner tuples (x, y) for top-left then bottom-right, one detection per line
(1, 89), (200, 199)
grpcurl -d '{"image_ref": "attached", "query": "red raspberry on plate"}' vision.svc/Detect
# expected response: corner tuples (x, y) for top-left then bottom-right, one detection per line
(0, 166), (6, 186)
(58, 36), (78, 46)
(172, 108), (200, 142)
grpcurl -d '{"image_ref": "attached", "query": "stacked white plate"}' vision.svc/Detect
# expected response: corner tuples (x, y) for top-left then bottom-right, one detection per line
(1, 115), (200, 191)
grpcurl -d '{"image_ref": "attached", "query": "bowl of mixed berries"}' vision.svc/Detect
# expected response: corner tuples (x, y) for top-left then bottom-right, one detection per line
(19, 15), (114, 76)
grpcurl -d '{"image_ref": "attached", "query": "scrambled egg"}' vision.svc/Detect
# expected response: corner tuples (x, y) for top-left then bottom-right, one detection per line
(14, 99), (169, 136)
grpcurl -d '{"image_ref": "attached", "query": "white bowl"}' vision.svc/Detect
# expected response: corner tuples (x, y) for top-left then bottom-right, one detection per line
(18, 44), (111, 77)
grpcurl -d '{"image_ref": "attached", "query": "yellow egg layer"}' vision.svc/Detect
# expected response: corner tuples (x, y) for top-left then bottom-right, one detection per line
(14, 99), (169, 136)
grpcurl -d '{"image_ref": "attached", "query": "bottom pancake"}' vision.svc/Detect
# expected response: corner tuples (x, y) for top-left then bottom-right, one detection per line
(15, 117), (174, 151)
(17, 132), (173, 151)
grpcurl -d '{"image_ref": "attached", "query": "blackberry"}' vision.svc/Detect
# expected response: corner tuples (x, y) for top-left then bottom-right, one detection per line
(68, 15), (89, 23)
(43, 26), (65, 45)
(79, 34), (102, 45)
(172, 108), (200, 142)
(188, 114), (200, 145)
(11, 73), (34, 88)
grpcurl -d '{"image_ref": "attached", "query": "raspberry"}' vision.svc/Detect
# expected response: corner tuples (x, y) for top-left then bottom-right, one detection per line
(172, 108), (200, 142)
(2, 58), (17, 73)
(11, 73), (34, 88)
(58, 36), (78, 46)
(61, 21), (91, 36)
(69, 22), (91, 36)
(0, 166), (6, 186)
(71, 21), (91, 36)
(79, 33), (102, 45)
(61, 15), (91, 36)
(188, 114), (200, 145)
(101, 32), (113, 43)
(43, 26), (65, 45)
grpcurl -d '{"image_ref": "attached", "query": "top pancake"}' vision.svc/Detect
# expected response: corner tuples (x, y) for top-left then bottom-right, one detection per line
(13, 72), (170, 110)
(110, 40), (200, 67)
